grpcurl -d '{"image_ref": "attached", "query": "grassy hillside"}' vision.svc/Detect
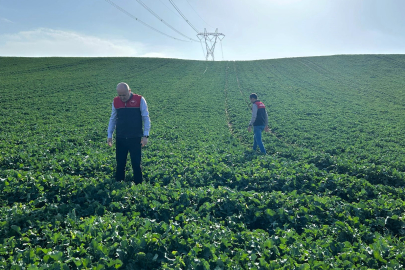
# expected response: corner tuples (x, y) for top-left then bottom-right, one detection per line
(1, 55), (405, 269)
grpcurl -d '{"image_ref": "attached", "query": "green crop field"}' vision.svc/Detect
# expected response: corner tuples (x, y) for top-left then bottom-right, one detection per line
(1, 55), (405, 269)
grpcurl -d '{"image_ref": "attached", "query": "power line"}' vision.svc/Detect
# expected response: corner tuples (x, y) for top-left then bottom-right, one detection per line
(158, 0), (179, 17)
(135, 0), (199, 42)
(168, 0), (199, 33)
(104, 0), (190, 42)
(199, 40), (206, 59)
(220, 39), (224, 60)
(185, 0), (214, 28)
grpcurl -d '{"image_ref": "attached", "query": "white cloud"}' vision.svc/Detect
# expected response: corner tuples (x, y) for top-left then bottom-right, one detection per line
(0, 28), (169, 57)
(0, 17), (13, 23)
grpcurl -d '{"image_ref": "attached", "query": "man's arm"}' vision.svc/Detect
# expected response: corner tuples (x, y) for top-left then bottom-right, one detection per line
(248, 103), (258, 127)
(140, 97), (151, 136)
(107, 102), (117, 146)
(140, 97), (151, 147)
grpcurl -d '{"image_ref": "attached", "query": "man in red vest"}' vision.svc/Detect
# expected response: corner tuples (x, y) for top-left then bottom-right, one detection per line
(107, 82), (151, 183)
(248, 93), (269, 154)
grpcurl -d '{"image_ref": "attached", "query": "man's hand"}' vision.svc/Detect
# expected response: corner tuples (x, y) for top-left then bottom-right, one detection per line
(141, 137), (148, 147)
(265, 126), (270, 132)
(248, 126), (252, 132)
(107, 138), (113, 147)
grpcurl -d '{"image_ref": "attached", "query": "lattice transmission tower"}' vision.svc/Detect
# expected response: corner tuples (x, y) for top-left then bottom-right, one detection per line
(197, 28), (225, 61)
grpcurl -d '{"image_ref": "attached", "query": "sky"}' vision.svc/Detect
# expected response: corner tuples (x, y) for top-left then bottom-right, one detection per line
(1, 0), (405, 61)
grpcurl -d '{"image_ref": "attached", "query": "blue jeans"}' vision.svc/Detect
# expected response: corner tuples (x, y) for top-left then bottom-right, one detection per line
(253, 125), (266, 154)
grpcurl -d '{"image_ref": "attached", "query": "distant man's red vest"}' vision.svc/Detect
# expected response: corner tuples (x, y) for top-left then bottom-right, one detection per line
(253, 100), (267, 126)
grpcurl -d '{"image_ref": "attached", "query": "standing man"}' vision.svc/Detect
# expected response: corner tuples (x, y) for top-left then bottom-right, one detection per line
(107, 82), (151, 184)
(248, 93), (269, 154)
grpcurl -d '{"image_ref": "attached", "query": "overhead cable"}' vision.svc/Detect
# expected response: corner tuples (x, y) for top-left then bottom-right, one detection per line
(220, 39), (224, 60)
(199, 40), (206, 59)
(135, 0), (199, 42)
(158, 0), (179, 17)
(104, 0), (190, 42)
(168, 0), (199, 33)
(185, 0), (214, 28)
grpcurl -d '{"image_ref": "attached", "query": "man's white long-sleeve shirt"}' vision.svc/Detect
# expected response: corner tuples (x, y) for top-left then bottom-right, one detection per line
(107, 97), (151, 138)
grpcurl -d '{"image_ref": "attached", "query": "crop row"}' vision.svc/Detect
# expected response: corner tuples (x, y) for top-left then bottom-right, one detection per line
(2, 178), (405, 269)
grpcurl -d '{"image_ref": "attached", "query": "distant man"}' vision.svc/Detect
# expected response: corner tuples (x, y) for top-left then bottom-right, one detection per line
(107, 82), (151, 184)
(248, 93), (269, 154)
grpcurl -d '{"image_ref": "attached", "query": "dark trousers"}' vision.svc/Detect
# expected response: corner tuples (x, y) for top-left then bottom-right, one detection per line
(116, 137), (142, 184)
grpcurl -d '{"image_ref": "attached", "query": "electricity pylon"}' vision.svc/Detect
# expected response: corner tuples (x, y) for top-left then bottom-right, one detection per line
(197, 28), (225, 61)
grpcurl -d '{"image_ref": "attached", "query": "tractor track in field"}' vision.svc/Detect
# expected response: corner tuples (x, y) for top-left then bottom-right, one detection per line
(232, 62), (247, 100)
(224, 61), (252, 146)
(223, 62), (237, 138)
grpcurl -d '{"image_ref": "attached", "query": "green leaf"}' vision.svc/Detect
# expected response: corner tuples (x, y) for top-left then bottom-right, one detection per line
(11, 225), (21, 235)
(50, 251), (63, 262)
(373, 250), (387, 263)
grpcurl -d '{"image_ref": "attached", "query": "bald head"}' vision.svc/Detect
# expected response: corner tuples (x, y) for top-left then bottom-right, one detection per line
(117, 82), (130, 92)
(116, 82), (131, 102)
